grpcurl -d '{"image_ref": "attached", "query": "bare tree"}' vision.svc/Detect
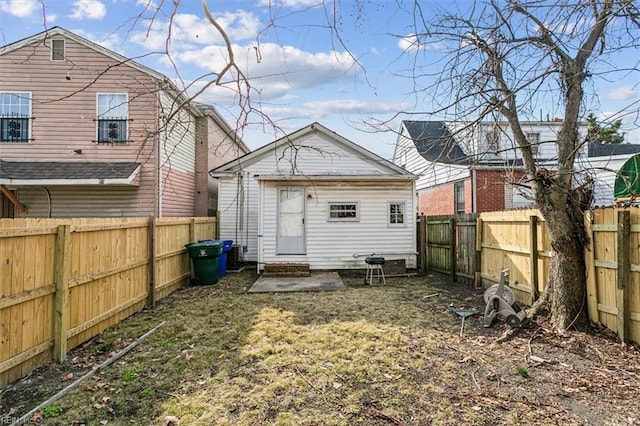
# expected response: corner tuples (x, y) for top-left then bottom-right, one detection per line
(393, 0), (640, 330)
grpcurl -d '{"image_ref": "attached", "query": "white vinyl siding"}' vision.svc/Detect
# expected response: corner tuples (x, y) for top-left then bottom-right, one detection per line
(216, 126), (416, 267)
(388, 201), (406, 226)
(217, 172), (258, 261)
(260, 181), (416, 270)
(328, 202), (359, 221)
(394, 127), (470, 191)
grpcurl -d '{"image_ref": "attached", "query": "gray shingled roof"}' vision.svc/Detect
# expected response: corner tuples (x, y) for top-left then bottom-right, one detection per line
(588, 141), (640, 158)
(0, 161), (140, 181)
(402, 121), (470, 165)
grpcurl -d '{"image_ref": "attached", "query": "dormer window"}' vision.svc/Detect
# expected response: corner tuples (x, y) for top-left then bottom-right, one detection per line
(97, 93), (128, 143)
(51, 39), (65, 61)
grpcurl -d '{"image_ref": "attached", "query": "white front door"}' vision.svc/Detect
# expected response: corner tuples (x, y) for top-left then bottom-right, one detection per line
(277, 188), (305, 254)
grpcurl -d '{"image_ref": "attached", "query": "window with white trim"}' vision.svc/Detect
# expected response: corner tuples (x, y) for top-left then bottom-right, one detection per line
(526, 132), (540, 155)
(454, 181), (465, 214)
(328, 202), (359, 221)
(389, 202), (406, 225)
(0, 92), (31, 143)
(97, 93), (128, 143)
(51, 39), (65, 61)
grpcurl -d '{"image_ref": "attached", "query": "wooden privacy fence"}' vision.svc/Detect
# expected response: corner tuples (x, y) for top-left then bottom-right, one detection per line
(0, 217), (216, 387)
(417, 213), (478, 285)
(419, 208), (640, 344)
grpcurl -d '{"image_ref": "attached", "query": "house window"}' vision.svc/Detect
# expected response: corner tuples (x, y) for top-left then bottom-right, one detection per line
(97, 93), (128, 143)
(389, 202), (406, 225)
(454, 182), (465, 213)
(328, 202), (359, 221)
(51, 39), (65, 61)
(526, 132), (540, 155)
(0, 92), (31, 142)
(485, 130), (499, 154)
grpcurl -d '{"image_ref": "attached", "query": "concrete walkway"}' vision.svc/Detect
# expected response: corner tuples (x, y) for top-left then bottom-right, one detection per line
(247, 272), (346, 293)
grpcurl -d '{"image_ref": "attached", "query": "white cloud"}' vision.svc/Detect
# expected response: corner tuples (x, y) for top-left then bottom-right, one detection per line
(604, 86), (637, 101)
(73, 29), (124, 54)
(302, 99), (405, 116)
(398, 34), (446, 52)
(130, 11), (261, 52)
(70, 0), (106, 20)
(257, 0), (324, 9)
(176, 42), (357, 100)
(0, 0), (39, 17)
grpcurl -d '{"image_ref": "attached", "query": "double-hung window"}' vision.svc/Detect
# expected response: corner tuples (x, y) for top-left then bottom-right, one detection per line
(526, 132), (540, 156)
(97, 93), (128, 143)
(1, 92), (31, 143)
(389, 202), (406, 226)
(454, 181), (465, 213)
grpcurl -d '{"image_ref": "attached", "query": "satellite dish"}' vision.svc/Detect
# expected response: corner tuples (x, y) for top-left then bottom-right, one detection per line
(614, 154), (640, 201)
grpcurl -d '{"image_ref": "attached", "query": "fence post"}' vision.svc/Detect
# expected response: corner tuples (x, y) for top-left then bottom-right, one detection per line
(616, 210), (630, 343)
(449, 216), (456, 282)
(424, 216), (430, 273)
(54, 224), (71, 362)
(147, 217), (157, 307)
(584, 210), (599, 323)
(475, 217), (483, 288)
(190, 218), (197, 243)
(528, 215), (539, 305)
(215, 210), (221, 239)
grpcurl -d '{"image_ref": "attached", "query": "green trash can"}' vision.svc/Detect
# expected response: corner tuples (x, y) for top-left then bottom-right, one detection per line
(185, 241), (223, 285)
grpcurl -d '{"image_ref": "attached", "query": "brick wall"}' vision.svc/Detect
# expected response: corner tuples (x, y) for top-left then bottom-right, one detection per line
(475, 169), (506, 212)
(418, 179), (470, 215)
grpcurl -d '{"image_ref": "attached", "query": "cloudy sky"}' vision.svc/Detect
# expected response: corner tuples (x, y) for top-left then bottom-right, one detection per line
(1, 0), (639, 158)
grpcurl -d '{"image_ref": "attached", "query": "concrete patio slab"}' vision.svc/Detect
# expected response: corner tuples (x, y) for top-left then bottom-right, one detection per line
(247, 272), (346, 293)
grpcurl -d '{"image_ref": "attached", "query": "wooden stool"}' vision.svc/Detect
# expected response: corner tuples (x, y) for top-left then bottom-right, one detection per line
(364, 256), (386, 285)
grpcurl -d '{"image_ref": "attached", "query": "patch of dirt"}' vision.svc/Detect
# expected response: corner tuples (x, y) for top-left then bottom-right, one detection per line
(1, 270), (639, 425)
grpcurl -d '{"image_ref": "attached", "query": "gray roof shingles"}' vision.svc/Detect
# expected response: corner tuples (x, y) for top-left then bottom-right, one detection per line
(403, 120), (469, 165)
(0, 161), (140, 181)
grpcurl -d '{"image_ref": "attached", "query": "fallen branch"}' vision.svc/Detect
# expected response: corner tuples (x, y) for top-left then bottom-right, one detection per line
(366, 403), (406, 426)
(15, 321), (166, 425)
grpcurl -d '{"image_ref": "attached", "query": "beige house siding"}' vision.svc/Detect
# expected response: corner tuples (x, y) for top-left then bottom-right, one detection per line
(1, 28), (248, 218)
(158, 91), (197, 217)
(0, 34), (160, 216)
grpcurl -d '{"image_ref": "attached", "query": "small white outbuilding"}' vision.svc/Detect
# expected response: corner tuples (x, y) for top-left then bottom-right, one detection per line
(211, 122), (418, 272)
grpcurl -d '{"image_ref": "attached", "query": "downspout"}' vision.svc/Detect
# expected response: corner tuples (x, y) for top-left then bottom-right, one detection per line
(244, 171), (250, 256)
(235, 171), (241, 244)
(157, 93), (164, 218)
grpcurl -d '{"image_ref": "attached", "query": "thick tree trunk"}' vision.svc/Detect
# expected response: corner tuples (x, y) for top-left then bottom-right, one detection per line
(538, 187), (589, 331)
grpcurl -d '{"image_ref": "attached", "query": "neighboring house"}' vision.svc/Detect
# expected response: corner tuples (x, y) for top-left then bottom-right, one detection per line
(211, 122), (418, 271)
(394, 120), (588, 215)
(577, 141), (640, 206)
(0, 27), (248, 218)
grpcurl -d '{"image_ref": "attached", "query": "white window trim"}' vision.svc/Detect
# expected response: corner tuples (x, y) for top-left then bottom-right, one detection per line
(51, 39), (65, 61)
(388, 201), (407, 227)
(96, 93), (129, 143)
(0, 91), (32, 143)
(327, 201), (360, 222)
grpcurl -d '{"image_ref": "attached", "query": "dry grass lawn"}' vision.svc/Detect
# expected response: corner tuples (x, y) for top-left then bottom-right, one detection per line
(2, 270), (639, 425)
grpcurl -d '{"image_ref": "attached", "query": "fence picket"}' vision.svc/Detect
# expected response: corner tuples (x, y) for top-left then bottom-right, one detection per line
(0, 217), (216, 387)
